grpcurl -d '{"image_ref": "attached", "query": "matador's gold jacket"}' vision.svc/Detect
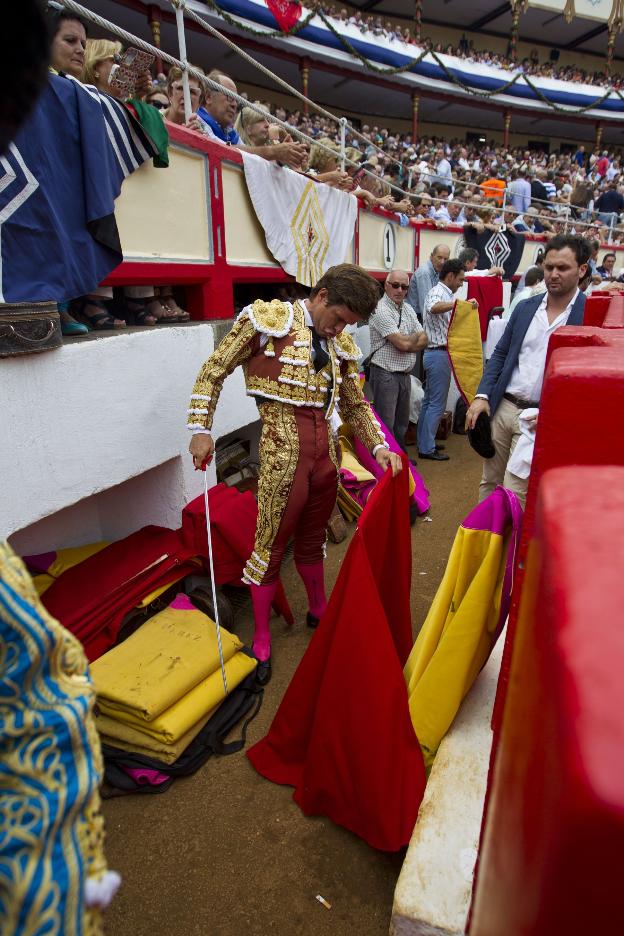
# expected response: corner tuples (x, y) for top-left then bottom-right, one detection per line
(187, 298), (385, 452)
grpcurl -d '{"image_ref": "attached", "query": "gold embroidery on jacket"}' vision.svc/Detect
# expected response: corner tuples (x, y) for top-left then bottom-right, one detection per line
(242, 402), (299, 585)
(187, 313), (258, 431)
(338, 360), (385, 451)
(188, 301), (383, 450)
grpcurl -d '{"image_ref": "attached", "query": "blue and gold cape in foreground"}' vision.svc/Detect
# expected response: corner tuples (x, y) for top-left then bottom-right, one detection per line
(0, 543), (118, 935)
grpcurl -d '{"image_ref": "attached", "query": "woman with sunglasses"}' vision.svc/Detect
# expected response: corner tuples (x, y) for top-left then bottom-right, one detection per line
(145, 89), (170, 111)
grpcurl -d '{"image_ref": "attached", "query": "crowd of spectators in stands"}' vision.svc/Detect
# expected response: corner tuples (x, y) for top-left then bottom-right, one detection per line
(252, 104), (624, 243)
(306, 2), (624, 90)
(48, 5), (624, 340)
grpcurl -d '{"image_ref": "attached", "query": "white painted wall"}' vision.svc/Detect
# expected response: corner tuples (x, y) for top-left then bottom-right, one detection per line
(2, 324), (259, 552)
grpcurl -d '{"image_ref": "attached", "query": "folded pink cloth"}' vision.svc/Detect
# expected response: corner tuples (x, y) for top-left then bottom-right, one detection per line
(120, 766), (170, 786)
(353, 405), (430, 515)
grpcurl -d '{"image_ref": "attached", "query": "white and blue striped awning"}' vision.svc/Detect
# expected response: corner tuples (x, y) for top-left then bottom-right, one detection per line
(194, 0), (624, 121)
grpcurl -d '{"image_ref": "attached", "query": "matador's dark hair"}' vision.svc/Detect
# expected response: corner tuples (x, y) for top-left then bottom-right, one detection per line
(310, 264), (381, 321)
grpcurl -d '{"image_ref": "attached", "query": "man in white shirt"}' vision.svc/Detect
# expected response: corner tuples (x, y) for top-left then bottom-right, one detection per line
(457, 147), (471, 172)
(466, 235), (589, 506)
(418, 259), (478, 460)
(434, 147), (452, 186)
(432, 199), (451, 224)
(368, 270), (428, 450)
(504, 265), (545, 319)
(458, 247), (504, 278)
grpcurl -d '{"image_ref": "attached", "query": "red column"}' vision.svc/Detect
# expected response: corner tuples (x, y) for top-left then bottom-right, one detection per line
(147, 4), (163, 75)
(470, 465), (624, 936)
(503, 109), (511, 148)
(412, 92), (419, 143)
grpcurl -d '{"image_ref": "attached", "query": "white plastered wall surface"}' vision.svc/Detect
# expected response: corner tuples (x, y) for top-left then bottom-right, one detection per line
(2, 324), (258, 553)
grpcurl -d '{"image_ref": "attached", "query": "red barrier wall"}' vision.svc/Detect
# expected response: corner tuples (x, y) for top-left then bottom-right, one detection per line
(469, 466), (624, 935)
(582, 294), (610, 327)
(602, 294), (624, 328)
(491, 326), (624, 738)
(101, 123), (404, 319)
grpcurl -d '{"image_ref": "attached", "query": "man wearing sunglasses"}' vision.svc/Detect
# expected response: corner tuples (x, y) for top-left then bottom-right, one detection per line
(368, 270), (428, 451)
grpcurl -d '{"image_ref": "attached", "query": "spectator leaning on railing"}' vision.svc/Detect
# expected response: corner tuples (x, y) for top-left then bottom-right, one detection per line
(234, 104), (273, 146)
(195, 70), (307, 171)
(165, 65), (207, 133)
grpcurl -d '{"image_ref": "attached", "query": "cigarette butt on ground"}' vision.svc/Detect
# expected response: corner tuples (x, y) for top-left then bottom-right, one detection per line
(315, 895), (332, 910)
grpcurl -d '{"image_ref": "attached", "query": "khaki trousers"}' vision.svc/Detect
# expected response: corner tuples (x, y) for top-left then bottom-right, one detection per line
(478, 397), (529, 508)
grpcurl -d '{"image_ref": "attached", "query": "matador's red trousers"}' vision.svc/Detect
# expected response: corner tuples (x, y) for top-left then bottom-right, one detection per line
(242, 402), (338, 586)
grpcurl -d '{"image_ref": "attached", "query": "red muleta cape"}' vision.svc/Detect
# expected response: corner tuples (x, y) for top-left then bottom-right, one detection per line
(42, 485), (293, 662)
(466, 275), (504, 341)
(42, 526), (198, 662)
(247, 462), (426, 851)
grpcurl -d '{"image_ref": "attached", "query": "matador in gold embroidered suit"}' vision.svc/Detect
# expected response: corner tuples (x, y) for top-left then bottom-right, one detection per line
(188, 265), (402, 684)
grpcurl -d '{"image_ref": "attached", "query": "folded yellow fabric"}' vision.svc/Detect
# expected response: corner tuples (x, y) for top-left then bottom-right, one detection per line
(96, 651), (257, 744)
(447, 298), (484, 405)
(32, 573), (55, 597)
(404, 526), (508, 770)
(90, 595), (243, 721)
(49, 542), (110, 578)
(96, 706), (218, 765)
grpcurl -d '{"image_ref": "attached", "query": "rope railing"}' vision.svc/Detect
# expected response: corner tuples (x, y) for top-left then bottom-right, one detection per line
(50, 0), (344, 167)
(50, 0), (421, 200)
(174, 0), (416, 179)
(50, 0), (618, 242)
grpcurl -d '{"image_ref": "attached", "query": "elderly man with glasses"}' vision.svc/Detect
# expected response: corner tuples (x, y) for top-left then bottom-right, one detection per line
(368, 270), (428, 451)
(196, 69), (307, 170)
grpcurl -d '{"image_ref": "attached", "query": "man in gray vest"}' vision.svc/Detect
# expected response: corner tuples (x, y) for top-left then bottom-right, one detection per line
(368, 270), (428, 450)
(407, 243), (450, 320)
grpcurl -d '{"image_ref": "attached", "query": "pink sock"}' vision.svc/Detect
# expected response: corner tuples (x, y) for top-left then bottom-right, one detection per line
(250, 581), (278, 662)
(296, 561), (327, 620)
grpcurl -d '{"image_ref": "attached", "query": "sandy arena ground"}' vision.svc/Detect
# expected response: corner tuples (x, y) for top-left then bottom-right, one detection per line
(102, 432), (482, 936)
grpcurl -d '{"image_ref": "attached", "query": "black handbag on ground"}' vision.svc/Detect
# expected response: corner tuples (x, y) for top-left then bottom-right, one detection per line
(100, 658), (263, 797)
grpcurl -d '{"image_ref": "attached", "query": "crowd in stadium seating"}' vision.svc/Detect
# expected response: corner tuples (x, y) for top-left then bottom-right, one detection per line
(306, 2), (623, 90)
(264, 104), (624, 241)
(44, 4), (624, 348)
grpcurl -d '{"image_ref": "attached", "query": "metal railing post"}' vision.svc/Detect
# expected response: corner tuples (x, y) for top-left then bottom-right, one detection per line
(609, 212), (615, 244)
(172, 1), (192, 124)
(340, 117), (347, 172)
(564, 204), (570, 234)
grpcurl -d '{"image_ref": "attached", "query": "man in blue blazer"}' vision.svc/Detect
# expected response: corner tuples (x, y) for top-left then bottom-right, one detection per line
(466, 234), (589, 506)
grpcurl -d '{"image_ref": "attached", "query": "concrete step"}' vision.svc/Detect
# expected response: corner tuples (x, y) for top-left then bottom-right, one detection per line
(390, 632), (505, 936)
